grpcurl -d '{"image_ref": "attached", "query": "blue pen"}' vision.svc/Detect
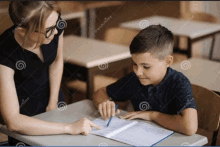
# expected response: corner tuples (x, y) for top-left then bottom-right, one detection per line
(107, 104), (119, 127)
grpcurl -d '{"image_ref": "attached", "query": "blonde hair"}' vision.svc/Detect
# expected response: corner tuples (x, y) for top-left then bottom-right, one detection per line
(9, 1), (61, 49)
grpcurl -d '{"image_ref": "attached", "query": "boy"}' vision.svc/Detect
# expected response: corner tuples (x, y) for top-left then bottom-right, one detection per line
(92, 24), (198, 136)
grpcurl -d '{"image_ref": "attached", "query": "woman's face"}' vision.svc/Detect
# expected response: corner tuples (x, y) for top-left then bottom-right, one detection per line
(27, 11), (59, 44)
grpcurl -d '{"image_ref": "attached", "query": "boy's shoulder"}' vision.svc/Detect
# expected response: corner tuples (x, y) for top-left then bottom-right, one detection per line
(168, 67), (191, 86)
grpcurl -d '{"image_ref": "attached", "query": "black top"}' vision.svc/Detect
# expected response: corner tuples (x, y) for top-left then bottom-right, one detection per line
(107, 67), (197, 115)
(0, 24), (64, 116)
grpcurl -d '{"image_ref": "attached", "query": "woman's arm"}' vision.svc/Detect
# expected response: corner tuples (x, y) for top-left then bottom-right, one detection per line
(0, 64), (100, 135)
(48, 31), (64, 107)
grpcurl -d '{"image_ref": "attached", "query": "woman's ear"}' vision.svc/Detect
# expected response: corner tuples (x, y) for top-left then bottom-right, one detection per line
(15, 27), (26, 37)
(165, 55), (173, 67)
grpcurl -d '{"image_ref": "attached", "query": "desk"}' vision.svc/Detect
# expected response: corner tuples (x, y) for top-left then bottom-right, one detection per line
(120, 15), (220, 58)
(63, 35), (131, 99)
(171, 58), (220, 93)
(0, 100), (208, 146)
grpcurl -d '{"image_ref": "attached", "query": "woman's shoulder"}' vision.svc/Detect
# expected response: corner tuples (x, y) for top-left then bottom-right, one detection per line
(0, 25), (19, 50)
(0, 25), (20, 62)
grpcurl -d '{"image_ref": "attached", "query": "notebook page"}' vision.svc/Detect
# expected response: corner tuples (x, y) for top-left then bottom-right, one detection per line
(111, 122), (174, 146)
(91, 117), (138, 138)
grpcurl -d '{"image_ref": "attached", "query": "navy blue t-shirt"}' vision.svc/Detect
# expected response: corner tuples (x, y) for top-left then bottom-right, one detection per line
(0, 24), (64, 117)
(106, 67), (197, 115)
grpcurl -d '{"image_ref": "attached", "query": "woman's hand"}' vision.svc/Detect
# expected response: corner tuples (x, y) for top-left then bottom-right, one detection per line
(46, 103), (58, 112)
(119, 111), (154, 121)
(66, 118), (101, 135)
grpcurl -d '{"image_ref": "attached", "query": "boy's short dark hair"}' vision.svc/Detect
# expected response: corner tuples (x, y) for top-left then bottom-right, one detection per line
(129, 24), (174, 60)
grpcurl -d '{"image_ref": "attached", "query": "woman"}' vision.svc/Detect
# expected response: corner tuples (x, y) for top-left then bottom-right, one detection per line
(0, 1), (100, 146)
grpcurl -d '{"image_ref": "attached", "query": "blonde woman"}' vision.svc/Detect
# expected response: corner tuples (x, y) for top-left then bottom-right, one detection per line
(0, 1), (100, 146)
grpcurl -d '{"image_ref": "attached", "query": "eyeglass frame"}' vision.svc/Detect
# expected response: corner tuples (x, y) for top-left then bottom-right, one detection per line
(15, 12), (61, 39)
(36, 12), (61, 38)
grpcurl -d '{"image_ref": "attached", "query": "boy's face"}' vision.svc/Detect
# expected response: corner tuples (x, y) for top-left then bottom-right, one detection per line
(132, 52), (173, 87)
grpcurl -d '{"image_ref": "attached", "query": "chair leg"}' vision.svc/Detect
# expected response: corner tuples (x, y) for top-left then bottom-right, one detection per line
(209, 35), (215, 60)
(211, 126), (219, 146)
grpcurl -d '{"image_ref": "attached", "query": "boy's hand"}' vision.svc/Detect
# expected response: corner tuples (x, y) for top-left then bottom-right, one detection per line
(119, 111), (154, 121)
(98, 100), (120, 120)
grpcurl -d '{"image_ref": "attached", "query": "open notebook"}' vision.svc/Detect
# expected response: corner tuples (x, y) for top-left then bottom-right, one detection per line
(91, 117), (174, 146)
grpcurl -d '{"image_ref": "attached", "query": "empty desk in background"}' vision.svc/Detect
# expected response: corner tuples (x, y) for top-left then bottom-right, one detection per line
(171, 58), (220, 93)
(63, 35), (132, 99)
(120, 15), (220, 58)
(0, 100), (208, 146)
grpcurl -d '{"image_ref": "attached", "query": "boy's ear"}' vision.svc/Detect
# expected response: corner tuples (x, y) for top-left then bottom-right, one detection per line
(165, 55), (173, 67)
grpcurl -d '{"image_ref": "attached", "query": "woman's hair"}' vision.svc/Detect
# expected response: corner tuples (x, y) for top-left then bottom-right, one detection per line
(9, 1), (61, 49)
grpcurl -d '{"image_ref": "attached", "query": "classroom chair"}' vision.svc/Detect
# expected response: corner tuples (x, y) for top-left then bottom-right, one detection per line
(104, 27), (186, 64)
(191, 84), (220, 146)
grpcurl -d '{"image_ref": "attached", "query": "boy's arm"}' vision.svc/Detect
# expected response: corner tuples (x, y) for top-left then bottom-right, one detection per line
(151, 108), (198, 136)
(121, 108), (197, 136)
(92, 87), (109, 109)
(93, 87), (120, 119)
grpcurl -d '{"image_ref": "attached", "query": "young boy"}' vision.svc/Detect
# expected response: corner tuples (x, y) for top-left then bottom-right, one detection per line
(92, 24), (198, 136)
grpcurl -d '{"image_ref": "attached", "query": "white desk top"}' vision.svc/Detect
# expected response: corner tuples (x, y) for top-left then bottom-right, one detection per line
(63, 35), (131, 68)
(171, 58), (220, 92)
(120, 15), (220, 39)
(0, 100), (208, 146)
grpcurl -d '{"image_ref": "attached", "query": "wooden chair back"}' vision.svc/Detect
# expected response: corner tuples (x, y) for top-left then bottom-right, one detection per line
(191, 84), (220, 131)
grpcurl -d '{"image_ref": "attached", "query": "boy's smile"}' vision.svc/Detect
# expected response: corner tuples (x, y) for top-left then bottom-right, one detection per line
(132, 52), (173, 87)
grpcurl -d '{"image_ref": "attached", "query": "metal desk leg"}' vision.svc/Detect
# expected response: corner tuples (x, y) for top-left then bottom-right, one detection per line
(187, 37), (192, 58)
(86, 68), (94, 99)
(209, 35), (216, 60)
(88, 8), (96, 39)
(80, 11), (87, 38)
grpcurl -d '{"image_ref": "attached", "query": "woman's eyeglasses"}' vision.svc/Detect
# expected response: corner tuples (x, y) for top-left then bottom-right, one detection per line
(15, 13), (64, 38)
(43, 13), (61, 38)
